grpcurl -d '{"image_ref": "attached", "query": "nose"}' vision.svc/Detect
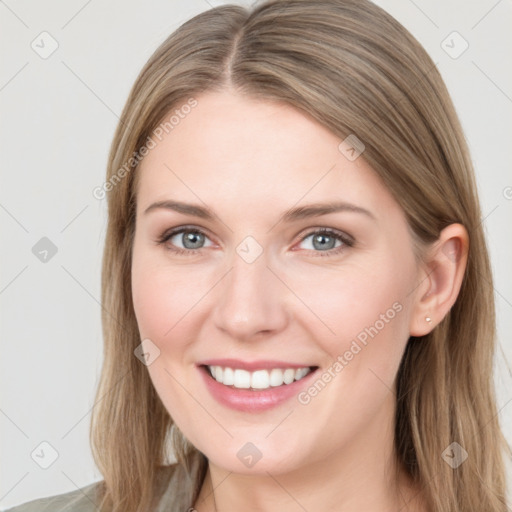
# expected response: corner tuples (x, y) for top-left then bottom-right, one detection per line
(211, 245), (289, 342)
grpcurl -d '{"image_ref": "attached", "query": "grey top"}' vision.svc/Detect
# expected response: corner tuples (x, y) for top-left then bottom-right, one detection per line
(4, 458), (204, 512)
(3, 480), (102, 512)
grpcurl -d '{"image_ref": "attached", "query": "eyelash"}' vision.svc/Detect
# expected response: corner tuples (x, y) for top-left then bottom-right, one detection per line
(156, 225), (354, 258)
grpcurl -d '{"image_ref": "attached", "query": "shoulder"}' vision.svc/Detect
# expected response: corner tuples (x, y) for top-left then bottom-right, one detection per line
(3, 479), (103, 512)
(3, 459), (205, 512)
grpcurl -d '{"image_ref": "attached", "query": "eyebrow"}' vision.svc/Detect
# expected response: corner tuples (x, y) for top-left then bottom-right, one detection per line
(143, 200), (375, 222)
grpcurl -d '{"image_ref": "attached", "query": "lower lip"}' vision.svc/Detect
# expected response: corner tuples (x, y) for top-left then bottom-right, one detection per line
(198, 366), (318, 412)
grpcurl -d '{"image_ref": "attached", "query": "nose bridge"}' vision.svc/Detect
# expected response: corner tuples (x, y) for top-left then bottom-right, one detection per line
(212, 238), (287, 339)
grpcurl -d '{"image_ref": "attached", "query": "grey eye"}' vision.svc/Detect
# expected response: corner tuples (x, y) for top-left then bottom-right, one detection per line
(169, 230), (212, 250)
(300, 232), (342, 251)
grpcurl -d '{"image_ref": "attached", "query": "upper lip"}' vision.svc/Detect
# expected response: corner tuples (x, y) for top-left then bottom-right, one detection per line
(197, 358), (317, 371)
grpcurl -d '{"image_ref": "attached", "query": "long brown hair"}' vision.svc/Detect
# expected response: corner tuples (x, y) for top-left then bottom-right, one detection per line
(90, 1), (511, 510)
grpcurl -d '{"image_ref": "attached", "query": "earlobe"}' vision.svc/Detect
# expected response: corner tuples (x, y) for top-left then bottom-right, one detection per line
(409, 223), (469, 336)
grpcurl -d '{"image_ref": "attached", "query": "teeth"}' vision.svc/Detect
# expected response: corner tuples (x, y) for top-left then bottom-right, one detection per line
(208, 365), (313, 390)
(223, 367), (234, 385)
(283, 368), (295, 384)
(295, 367), (310, 380)
(233, 369), (251, 388)
(269, 368), (284, 387)
(251, 370), (269, 389)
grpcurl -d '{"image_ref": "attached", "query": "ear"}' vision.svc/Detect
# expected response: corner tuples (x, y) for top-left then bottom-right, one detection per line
(409, 223), (469, 336)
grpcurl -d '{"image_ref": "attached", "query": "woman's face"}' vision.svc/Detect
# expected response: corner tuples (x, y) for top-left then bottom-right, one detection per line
(131, 90), (422, 475)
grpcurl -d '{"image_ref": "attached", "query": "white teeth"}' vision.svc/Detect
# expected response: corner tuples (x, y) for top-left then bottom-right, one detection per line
(283, 368), (295, 384)
(223, 367), (234, 385)
(233, 369), (251, 388)
(207, 365), (313, 390)
(295, 367), (310, 380)
(251, 370), (270, 389)
(269, 368), (284, 387)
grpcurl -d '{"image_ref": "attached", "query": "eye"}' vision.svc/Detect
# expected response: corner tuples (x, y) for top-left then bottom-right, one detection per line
(156, 226), (213, 255)
(156, 226), (354, 257)
(295, 228), (354, 257)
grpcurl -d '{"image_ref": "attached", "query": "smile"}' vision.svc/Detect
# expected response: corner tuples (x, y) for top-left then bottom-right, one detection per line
(198, 359), (319, 412)
(206, 365), (314, 390)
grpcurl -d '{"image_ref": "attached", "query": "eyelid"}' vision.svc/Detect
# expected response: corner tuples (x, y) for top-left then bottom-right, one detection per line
(157, 224), (213, 242)
(295, 226), (354, 246)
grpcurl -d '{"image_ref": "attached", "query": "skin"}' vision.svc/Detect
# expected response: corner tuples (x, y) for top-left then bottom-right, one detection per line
(131, 90), (468, 511)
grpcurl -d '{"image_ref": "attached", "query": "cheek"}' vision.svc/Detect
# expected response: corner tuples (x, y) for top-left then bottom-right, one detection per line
(131, 246), (205, 348)
(286, 260), (415, 423)
(131, 247), (207, 427)
(286, 261), (410, 352)
(290, 264), (413, 435)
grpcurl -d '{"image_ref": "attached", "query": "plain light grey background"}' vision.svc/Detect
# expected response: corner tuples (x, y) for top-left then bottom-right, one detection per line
(1, 0), (511, 509)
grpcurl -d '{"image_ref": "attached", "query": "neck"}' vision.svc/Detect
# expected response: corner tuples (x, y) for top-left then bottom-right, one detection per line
(193, 396), (427, 511)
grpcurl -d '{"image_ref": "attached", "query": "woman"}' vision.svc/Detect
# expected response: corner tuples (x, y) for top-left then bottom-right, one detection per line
(7, 0), (510, 511)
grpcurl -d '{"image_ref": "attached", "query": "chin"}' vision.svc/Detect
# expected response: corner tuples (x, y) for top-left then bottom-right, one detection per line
(194, 435), (307, 476)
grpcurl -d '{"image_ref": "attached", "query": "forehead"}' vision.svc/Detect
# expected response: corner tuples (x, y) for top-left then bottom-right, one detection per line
(135, 91), (400, 220)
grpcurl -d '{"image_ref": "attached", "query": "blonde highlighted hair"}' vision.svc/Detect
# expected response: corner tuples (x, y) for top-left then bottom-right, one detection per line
(90, 1), (511, 510)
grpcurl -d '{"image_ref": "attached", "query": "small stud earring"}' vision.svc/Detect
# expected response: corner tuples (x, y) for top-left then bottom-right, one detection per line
(426, 316), (432, 323)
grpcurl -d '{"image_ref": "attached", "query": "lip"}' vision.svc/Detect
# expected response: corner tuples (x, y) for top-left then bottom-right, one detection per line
(197, 358), (315, 372)
(197, 363), (319, 413)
